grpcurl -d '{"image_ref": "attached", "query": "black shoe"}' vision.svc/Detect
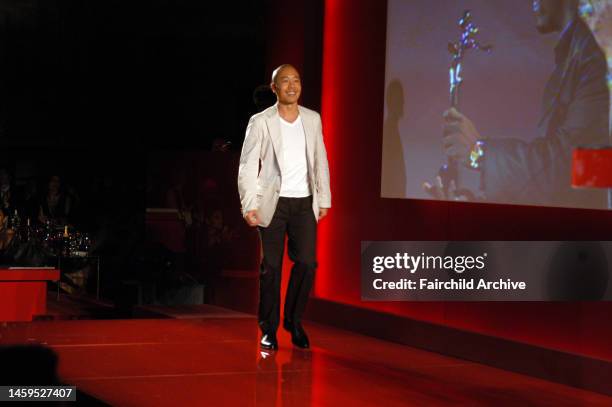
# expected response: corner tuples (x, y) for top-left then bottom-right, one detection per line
(284, 321), (309, 349)
(260, 332), (278, 350)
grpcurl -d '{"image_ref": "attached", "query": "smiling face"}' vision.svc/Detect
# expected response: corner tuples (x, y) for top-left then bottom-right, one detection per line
(270, 65), (301, 106)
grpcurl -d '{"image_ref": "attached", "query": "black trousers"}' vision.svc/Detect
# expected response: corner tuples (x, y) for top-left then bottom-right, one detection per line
(257, 195), (317, 334)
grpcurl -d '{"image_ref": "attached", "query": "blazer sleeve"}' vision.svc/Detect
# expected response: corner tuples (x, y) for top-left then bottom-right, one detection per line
(238, 116), (263, 216)
(314, 113), (332, 208)
(482, 39), (610, 204)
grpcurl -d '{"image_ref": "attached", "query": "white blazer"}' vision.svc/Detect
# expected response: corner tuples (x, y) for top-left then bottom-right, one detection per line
(238, 104), (331, 227)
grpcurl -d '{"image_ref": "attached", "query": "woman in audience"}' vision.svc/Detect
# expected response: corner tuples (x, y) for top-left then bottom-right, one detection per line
(39, 175), (72, 225)
(0, 207), (16, 264)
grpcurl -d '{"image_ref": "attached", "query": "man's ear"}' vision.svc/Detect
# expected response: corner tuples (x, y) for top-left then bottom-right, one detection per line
(270, 82), (277, 95)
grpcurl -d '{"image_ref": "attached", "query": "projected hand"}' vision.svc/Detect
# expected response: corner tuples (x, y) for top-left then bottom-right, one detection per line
(422, 176), (468, 201)
(442, 107), (482, 166)
(244, 209), (260, 227)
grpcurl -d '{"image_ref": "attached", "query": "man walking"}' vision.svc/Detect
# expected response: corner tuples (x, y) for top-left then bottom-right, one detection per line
(238, 64), (331, 350)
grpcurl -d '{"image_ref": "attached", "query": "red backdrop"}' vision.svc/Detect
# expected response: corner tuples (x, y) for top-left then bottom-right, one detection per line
(315, 0), (612, 361)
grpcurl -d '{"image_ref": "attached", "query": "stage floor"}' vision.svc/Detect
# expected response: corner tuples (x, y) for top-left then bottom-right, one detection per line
(1, 312), (610, 407)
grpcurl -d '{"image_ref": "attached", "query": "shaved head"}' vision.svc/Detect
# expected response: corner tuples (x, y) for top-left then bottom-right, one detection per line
(270, 64), (302, 106)
(271, 64), (299, 85)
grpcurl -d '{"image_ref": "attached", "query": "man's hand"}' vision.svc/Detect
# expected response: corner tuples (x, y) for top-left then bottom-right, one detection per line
(443, 107), (482, 166)
(422, 176), (468, 201)
(319, 208), (329, 220)
(244, 209), (260, 227)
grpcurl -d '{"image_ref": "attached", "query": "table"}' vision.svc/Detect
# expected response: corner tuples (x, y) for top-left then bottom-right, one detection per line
(0, 268), (60, 321)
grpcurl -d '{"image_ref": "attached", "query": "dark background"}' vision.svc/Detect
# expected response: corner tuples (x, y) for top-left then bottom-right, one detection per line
(0, 0), (270, 149)
(0, 0), (324, 303)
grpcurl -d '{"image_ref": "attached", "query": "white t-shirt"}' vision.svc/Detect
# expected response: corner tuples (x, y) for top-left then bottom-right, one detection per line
(279, 116), (311, 197)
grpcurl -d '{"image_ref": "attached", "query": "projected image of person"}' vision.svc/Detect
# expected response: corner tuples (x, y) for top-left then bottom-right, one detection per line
(582, 0), (612, 132)
(424, 0), (610, 208)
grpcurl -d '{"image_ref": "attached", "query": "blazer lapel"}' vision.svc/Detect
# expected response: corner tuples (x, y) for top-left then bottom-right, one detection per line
(265, 104), (284, 172)
(298, 106), (315, 170)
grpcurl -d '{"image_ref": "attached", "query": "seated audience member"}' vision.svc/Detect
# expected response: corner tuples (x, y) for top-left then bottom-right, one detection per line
(0, 207), (16, 264)
(0, 168), (18, 213)
(22, 177), (40, 223)
(39, 175), (72, 225)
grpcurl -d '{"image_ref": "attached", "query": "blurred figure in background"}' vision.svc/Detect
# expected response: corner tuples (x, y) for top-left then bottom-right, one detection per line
(22, 177), (40, 223)
(253, 84), (276, 113)
(0, 168), (17, 213)
(39, 175), (72, 225)
(0, 207), (16, 264)
(211, 137), (232, 152)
